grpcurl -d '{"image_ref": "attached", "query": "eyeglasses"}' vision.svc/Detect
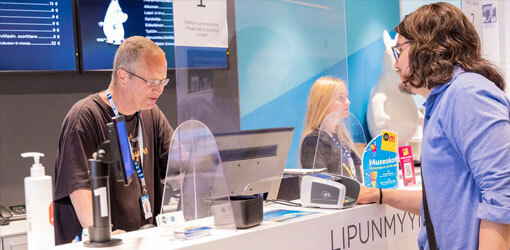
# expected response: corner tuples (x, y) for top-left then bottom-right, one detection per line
(391, 40), (412, 60)
(121, 68), (169, 88)
(337, 95), (349, 103)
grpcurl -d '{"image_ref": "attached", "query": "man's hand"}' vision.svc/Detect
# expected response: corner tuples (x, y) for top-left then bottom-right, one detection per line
(112, 229), (126, 235)
(357, 186), (422, 216)
(72, 229), (126, 243)
(357, 186), (380, 204)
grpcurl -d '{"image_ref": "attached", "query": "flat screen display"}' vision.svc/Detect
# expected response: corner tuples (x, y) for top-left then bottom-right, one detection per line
(0, 0), (77, 71)
(77, 0), (227, 70)
(214, 127), (294, 200)
(115, 119), (135, 183)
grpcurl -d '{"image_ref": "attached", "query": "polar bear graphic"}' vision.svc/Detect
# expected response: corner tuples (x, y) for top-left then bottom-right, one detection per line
(98, 0), (128, 45)
(366, 30), (419, 146)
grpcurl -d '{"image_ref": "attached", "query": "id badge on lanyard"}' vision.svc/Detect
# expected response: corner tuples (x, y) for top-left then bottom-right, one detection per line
(106, 89), (152, 220)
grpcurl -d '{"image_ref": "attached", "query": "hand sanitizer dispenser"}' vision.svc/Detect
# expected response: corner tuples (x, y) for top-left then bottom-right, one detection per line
(21, 152), (55, 250)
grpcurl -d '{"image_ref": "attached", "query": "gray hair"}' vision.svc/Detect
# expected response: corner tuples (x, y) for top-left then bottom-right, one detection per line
(112, 36), (165, 83)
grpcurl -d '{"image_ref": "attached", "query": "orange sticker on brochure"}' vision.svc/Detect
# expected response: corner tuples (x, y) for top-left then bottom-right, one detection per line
(402, 147), (409, 156)
(381, 130), (398, 153)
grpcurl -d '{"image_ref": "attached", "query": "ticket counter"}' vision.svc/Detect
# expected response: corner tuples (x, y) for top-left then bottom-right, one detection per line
(55, 203), (420, 250)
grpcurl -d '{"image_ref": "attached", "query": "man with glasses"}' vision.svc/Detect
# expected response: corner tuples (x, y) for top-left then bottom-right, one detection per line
(53, 36), (174, 244)
(358, 3), (509, 250)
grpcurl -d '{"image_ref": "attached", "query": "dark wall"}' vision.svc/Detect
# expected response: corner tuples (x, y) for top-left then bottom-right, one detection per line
(0, 72), (178, 206)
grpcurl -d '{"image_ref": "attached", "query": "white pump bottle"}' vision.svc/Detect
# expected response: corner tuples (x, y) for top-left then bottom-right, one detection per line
(21, 152), (55, 250)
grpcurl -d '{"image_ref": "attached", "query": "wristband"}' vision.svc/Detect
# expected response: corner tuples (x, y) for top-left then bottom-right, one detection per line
(379, 188), (383, 204)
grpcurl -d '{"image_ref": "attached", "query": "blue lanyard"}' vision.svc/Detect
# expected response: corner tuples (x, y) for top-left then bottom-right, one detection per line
(106, 89), (148, 195)
(329, 134), (357, 180)
(329, 134), (348, 157)
(105, 89), (119, 116)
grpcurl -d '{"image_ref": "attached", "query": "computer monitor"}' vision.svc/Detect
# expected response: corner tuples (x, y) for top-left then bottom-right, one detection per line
(107, 116), (135, 185)
(214, 127), (294, 200)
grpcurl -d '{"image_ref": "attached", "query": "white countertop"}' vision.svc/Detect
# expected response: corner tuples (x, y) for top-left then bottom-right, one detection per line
(55, 203), (420, 250)
(0, 220), (27, 237)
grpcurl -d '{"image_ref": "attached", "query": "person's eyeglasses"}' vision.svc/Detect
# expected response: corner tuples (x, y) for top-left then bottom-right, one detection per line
(391, 40), (412, 60)
(337, 95), (349, 103)
(122, 68), (169, 88)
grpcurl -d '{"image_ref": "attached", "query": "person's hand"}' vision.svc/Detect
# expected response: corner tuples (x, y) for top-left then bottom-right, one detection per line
(112, 229), (126, 235)
(357, 186), (380, 204)
(72, 229), (126, 243)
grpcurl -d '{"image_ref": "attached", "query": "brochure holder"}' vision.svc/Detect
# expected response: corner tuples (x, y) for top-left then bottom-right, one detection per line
(158, 120), (236, 239)
(362, 130), (399, 189)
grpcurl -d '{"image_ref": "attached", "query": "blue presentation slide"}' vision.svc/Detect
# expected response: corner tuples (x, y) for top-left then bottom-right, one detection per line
(0, 0), (76, 71)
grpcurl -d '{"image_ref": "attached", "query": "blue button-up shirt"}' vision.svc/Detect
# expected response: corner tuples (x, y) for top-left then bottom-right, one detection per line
(418, 66), (510, 249)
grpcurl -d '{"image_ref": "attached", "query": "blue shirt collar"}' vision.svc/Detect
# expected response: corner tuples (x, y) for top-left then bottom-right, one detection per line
(423, 66), (465, 106)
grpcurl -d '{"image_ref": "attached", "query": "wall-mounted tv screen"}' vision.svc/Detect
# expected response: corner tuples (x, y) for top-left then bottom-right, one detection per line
(0, 0), (77, 72)
(77, 0), (228, 71)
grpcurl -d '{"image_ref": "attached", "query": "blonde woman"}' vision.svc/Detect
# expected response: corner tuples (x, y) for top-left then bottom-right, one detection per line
(300, 77), (362, 182)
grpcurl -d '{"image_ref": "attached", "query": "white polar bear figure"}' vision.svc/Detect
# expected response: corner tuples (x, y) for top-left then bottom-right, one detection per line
(366, 30), (419, 146)
(98, 0), (128, 45)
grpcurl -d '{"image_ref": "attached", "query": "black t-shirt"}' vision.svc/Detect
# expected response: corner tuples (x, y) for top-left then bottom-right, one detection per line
(53, 93), (173, 245)
(300, 129), (362, 181)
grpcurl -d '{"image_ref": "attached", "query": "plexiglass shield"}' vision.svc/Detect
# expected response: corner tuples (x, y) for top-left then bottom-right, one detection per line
(311, 111), (366, 183)
(173, 0), (240, 135)
(172, 0), (348, 173)
(161, 120), (236, 231)
(346, 112), (367, 158)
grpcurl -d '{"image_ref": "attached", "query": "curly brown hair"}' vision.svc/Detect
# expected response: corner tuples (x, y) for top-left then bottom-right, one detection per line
(395, 2), (505, 91)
